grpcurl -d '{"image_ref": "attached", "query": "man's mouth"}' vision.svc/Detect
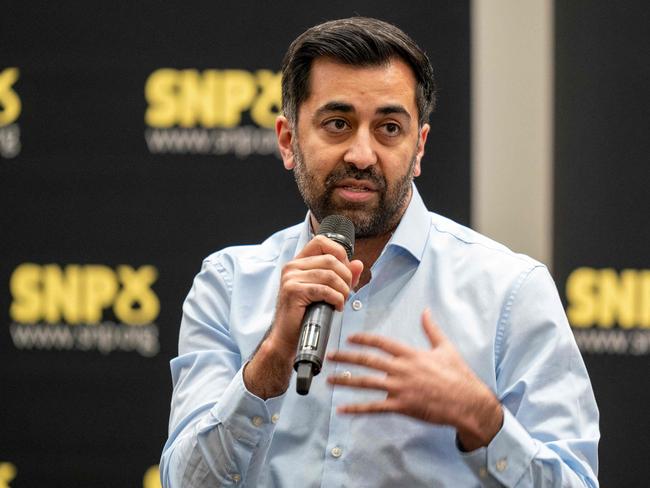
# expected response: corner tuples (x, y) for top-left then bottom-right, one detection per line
(334, 179), (378, 192)
(332, 180), (379, 203)
(340, 185), (372, 192)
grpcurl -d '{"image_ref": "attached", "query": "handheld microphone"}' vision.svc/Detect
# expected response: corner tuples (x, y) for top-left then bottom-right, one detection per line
(294, 215), (355, 395)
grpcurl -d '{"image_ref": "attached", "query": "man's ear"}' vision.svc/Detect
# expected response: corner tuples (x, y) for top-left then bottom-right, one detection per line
(276, 115), (295, 170)
(413, 123), (430, 177)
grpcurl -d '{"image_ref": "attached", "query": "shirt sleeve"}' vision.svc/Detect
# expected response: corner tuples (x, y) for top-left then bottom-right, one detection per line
(459, 265), (600, 487)
(160, 256), (286, 487)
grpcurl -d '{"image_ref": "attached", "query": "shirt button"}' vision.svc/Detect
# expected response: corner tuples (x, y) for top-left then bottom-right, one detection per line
(351, 299), (363, 311)
(231, 473), (241, 483)
(330, 446), (343, 458)
(478, 467), (488, 479)
(251, 416), (263, 427)
(271, 413), (280, 424)
(341, 370), (352, 379)
(496, 457), (508, 472)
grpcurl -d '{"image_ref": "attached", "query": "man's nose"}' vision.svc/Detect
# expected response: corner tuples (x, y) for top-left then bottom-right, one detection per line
(343, 129), (377, 170)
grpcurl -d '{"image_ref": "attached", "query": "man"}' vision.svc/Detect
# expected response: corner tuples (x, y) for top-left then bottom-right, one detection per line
(161, 17), (599, 487)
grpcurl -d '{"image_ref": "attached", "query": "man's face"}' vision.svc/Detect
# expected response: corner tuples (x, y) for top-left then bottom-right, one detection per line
(277, 57), (429, 238)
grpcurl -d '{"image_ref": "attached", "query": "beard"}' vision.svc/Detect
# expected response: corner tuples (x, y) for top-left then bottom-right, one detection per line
(292, 144), (417, 238)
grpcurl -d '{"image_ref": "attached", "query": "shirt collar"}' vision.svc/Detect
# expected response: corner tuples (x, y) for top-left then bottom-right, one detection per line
(384, 183), (430, 262)
(295, 213), (314, 256)
(294, 183), (431, 262)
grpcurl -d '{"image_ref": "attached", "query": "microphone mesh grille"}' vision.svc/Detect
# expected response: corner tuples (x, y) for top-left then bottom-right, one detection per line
(318, 215), (354, 239)
(318, 215), (355, 257)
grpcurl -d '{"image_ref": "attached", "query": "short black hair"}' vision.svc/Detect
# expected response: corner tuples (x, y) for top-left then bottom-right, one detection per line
(281, 17), (436, 127)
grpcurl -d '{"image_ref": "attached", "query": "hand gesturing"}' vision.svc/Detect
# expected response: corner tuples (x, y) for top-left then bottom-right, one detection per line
(327, 309), (503, 450)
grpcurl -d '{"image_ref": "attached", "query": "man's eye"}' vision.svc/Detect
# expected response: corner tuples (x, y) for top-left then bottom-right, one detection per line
(379, 122), (401, 137)
(323, 119), (349, 132)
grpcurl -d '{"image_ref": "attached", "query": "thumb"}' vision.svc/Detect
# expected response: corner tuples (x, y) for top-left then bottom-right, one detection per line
(422, 308), (446, 347)
(349, 259), (364, 288)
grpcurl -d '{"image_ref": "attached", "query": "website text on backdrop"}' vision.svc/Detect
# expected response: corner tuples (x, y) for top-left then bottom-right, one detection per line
(160, 17), (599, 487)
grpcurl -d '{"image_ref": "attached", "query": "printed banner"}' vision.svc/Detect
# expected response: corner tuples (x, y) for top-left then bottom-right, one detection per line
(0, 2), (470, 485)
(555, 0), (650, 484)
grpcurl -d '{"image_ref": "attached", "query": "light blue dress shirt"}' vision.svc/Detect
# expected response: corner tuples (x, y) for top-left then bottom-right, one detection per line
(161, 185), (599, 487)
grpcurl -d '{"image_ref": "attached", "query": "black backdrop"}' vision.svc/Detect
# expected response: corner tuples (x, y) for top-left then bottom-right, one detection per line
(555, 1), (650, 485)
(1, 2), (470, 486)
(3, 1), (648, 486)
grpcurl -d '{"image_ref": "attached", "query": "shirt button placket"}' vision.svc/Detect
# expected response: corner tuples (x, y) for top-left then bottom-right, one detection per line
(323, 293), (366, 486)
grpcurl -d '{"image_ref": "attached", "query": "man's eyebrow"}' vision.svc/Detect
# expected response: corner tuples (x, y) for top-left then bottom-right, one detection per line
(376, 104), (411, 119)
(314, 101), (355, 117)
(313, 102), (411, 120)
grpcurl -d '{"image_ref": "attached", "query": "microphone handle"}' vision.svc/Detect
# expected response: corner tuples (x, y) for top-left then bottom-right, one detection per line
(294, 301), (334, 395)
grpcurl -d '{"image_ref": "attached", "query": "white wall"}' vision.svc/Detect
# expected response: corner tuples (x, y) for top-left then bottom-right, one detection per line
(471, 0), (554, 266)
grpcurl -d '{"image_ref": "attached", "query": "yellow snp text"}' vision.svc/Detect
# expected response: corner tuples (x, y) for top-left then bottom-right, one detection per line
(10, 264), (159, 325)
(145, 68), (281, 129)
(567, 267), (650, 328)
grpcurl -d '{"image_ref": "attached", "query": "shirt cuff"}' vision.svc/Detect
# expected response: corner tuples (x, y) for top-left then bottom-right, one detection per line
(209, 364), (287, 446)
(459, 407), (539, 486)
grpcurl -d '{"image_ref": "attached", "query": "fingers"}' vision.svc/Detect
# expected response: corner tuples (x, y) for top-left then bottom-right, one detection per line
(345, 333), (412, 357)
(281, 254), (355, 311)
(329, 310), (445, 363)
(269, 235), (361, 358)
(336, 398), (402, 415)
(284, 281), (347, 311)
(290, 254), (354, 287)
(293, 268), (350, 299)
(349, 259), (364, 288)
(328, 369), (400, 416)
(296, 235), (365, 289)
(327, 349), (396, 373)
(296, 235), (349, 262)
(422, 308), (446, 347)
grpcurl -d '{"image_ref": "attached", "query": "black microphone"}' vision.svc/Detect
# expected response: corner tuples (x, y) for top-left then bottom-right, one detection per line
(294, 214), (355, 395)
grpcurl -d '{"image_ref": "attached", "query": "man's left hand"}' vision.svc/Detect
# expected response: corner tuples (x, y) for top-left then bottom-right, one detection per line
(327, 309), (503, 451)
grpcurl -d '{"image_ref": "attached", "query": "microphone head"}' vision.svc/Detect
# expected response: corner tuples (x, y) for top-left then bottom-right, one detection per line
(318, 215), (355, 259)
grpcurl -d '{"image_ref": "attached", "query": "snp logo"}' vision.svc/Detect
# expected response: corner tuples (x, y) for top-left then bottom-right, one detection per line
(145, 68), (280, 128)
(0, 68), (21, 158)
(567, 268), (650, 328)
(8, 264), (162, 357)
(144, 68), (281, 158)
(567, 267), (650, 356)
(10, 264), (159, 325)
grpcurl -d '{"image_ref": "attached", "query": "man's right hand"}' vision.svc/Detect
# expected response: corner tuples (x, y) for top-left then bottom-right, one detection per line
(243, 235), (363, 399)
